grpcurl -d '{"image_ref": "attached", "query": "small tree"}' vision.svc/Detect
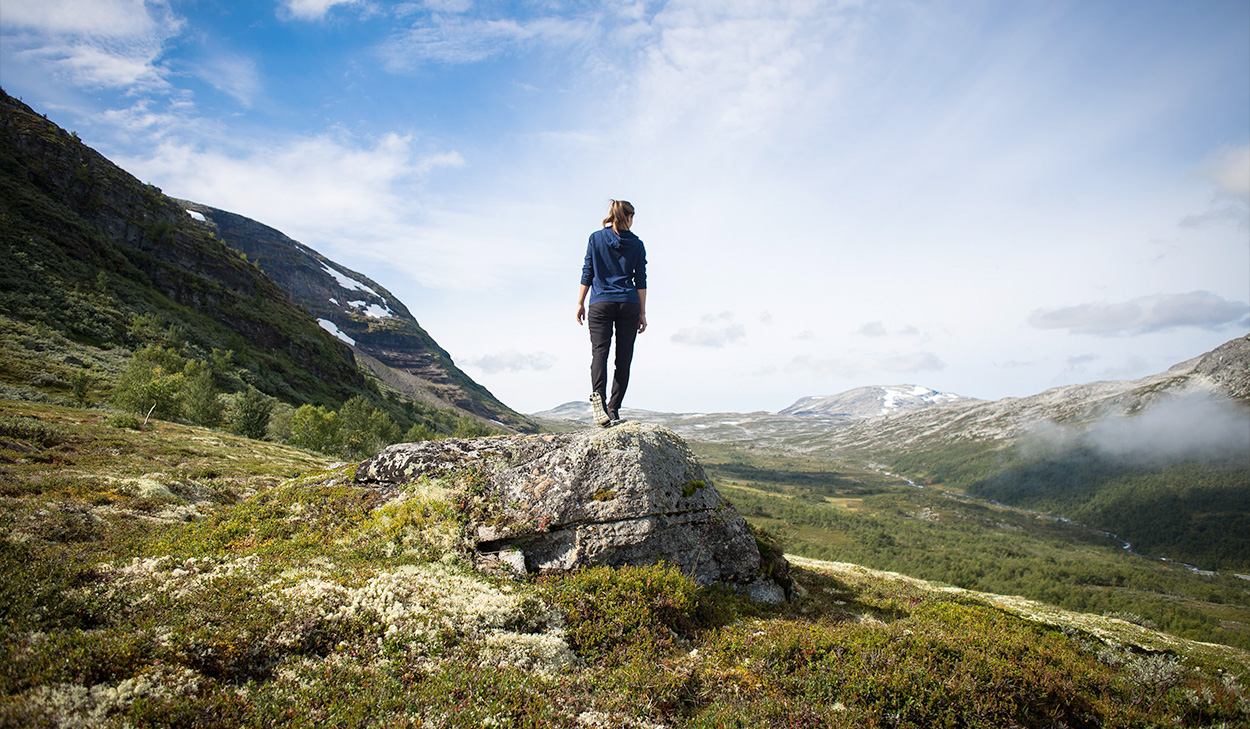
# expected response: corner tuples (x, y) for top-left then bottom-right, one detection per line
(70, 372), (92, 408)
(267, 402), (296, 442)
(111, 345), (186, 420)
(337, 396), (400, 459)
(231, 388), (274, 440)
(404, 423), (437, 442)
(181, 360), (223, 427)
(452, 417), (493, 439)
(290, 404), (339, 453)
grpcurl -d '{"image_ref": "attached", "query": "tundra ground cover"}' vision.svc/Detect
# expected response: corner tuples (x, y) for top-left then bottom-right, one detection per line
(2, 400), (1247, 727)
(693, 441), (1250, 652)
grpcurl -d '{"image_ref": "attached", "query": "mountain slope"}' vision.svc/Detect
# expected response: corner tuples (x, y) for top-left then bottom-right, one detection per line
(0, 89), (365, 406)
(179, 202), (534, 431)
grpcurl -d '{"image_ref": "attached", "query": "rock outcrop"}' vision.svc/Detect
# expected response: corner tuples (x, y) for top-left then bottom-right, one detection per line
(356, 422), (789, 602)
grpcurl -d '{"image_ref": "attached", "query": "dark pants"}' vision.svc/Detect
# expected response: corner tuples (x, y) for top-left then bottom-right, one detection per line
(588, 301), (640, 417)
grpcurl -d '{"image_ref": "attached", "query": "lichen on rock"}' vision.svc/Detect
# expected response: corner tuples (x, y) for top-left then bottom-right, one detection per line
(356, 421), (790, 600)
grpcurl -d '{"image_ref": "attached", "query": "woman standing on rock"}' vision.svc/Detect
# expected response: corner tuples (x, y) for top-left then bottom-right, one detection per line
(576, 199), (647, 427)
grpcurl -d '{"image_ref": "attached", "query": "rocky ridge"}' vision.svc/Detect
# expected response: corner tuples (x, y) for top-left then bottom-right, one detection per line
(535, 334), (1250, 453)
(355, 421), (790, 603)
(179, 202), (534, 432)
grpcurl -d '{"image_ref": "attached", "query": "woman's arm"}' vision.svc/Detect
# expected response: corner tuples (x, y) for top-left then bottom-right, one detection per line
(637, 288), (647, 333)
(576, 284), (590, 325)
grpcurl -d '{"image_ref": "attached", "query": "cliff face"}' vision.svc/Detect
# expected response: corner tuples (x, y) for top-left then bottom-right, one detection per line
(0, 90), (366, 404)
(181, 202), (535, 432)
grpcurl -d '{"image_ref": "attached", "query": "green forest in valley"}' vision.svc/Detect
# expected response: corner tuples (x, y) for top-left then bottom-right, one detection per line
(692, 442), (1250, 651)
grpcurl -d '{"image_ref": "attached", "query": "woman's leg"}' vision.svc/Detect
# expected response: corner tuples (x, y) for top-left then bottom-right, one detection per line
(607, 302), (641, 417)
(587, 302), (614, 406)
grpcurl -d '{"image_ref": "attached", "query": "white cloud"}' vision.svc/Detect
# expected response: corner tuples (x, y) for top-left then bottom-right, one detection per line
(118, 132), (497, 288)
(785, 351), (946, 377)
(280, 0), (362, 21)
(625, 1), (850, 145)
(465, 350), (555, 374)
(670, 312), (745, 348)
(1181, 145), (1250, 230)
(1199, 144), (1250, 198)
(1, 0), (172, 37)
(1028, 292), (1249, 336)
(858, 321), (886, 337)
(421, 0), (473, 12)
(381, 15), (593, 68)
(1, 0), (183, 90)
(190, 53), (261, 106)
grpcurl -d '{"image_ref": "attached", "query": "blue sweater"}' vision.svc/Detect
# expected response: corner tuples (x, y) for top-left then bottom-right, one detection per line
(581, 227), (647, 305)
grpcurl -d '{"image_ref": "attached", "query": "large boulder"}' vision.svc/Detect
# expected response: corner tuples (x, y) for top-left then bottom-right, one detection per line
(356, 422), (788, 602)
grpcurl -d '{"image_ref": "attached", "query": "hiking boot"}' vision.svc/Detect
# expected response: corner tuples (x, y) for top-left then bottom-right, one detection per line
(589, 392), (611, 427)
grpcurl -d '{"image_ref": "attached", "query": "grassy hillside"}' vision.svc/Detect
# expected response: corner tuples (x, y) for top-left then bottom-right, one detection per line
(690, 442), (1250, 652)
(2, 400), (1248, 727)
(0, 90), (514, 444)
(0, 90), (366, 408)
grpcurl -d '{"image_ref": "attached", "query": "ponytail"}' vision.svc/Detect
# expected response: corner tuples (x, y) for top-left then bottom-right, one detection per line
(602, 199), (635, 233)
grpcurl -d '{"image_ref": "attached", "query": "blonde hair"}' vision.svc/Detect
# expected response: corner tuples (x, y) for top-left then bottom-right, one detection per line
(602, 199), (635, 232)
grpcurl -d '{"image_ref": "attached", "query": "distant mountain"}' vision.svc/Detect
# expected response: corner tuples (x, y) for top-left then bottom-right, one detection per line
(781, 384), (976, 418)
(545, 337), (1248, 572)
(824, 335), (1250, 453)
(537, 337), (1250, 454)
(179, 203), (534, 432)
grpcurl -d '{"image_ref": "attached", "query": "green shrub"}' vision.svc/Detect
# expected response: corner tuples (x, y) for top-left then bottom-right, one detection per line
(181, 360), (223, 427)
(110, 344), (186, 420)
(290, 404), (339, 453)
(338, 396), (400, 459)
(404, 423), (437, 442)
(266, 402), (295, 442)
(0, 415), (65, 446)
(70, 371), (92, 407)
(452, 417), (494, 439)
(106, 412), (144, 429)
(230, 388), (274, 440)
(542, 563), (708, 664)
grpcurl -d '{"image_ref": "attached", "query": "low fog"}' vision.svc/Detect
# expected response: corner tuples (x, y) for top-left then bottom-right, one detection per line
(1024, 392), (1250, 466)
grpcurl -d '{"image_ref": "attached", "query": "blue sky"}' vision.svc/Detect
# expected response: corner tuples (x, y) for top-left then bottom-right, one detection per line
(3, 0), (1248, 414)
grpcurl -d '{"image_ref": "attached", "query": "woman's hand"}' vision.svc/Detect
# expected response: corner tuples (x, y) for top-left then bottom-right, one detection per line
(637, 313), (647, 333)
(576, 284), (590, 325)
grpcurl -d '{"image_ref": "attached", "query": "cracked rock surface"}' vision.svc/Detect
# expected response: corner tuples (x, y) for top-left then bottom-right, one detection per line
(357, 422), (785, 600)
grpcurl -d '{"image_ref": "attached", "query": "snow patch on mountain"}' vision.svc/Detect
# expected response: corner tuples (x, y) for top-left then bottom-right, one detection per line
(321, 262), (381, 298)
(347, 300), (394, 318)
(317, 318), (355, 346)
(782, 385), (973, 418)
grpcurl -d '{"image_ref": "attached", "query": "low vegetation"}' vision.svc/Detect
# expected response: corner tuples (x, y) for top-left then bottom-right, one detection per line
(878, 436), (1250, 573)
(692, 442), (1250, 652)
(2, 401), (1248, 727)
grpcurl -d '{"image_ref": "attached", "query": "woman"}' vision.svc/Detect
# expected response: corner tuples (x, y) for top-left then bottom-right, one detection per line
(576, 199), (647, 427)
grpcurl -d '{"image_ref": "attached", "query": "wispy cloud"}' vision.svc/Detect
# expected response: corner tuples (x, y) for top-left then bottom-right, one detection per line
(279, 0), (362, 22)
(381, 15), (593, 68)
(1180, 144), (1250, 230)
(188, 52), (261, 106)
(0, 0), (183, 90)
(1028, 292), (1249, 336)
(465, 350), (555, 374)
(670, 312), (745, 348)
(858, 321), (887, 337)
